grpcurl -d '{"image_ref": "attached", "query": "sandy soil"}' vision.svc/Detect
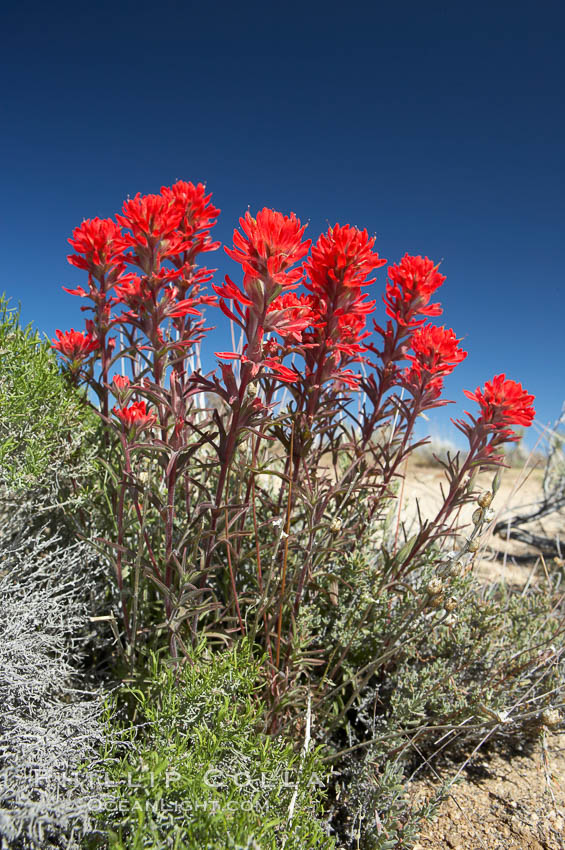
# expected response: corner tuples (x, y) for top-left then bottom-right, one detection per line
(400, 461), (565, 849)
(411, 732), (565, 850)
(399, 459), (564, 585)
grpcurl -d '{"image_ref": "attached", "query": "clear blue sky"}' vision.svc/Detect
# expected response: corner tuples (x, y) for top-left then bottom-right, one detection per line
(2, 0), (563, 443)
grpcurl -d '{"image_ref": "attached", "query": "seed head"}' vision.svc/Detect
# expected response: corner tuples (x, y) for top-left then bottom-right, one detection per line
(330, 517), (343, 534)
(440, 559), (459, 577)
(429, 593), (444, 608)
(541, 708), (562, 729)
(467, 538), (480, 553)
(444, 597), (457, 612)
(427, 578), (443, 596)
(442, 549), (457, 561)
(477, 491), (493, 508)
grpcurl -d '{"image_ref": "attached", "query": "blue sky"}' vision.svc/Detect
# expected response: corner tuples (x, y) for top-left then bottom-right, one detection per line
(2, 0), (563, 443)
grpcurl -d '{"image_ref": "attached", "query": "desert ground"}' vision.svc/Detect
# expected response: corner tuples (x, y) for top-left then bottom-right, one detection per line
(401, 459), (565, 850)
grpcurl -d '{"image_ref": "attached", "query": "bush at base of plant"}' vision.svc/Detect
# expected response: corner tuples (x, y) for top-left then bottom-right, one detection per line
(303, 534), (564, 848)
(93, 641), (335, 850)
(0, 298), (118, 849)
(0, 488), (110, 850)
(0, 295), (101, 496)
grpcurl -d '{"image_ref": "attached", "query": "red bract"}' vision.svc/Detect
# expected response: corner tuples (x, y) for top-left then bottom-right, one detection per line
(67, 218), (125, 274)
(406, 324), (467, 379)
(224, 208), (311, 290)
(213, 347), (297, 383)
(112, 374), (131, 397)
(162, 181), (221, 254)
(300, 225), (385, 388)
(161, 286), (202, 319)
(336, 313), (368, 347)
(384, 254), (444, 327)
(464, 374), (535, 429)
(113, 274), (151, 309)
(305, 224), (386, 296)
(52, 328), (99, 362)
(214, 209), (312, 384)
(304, 225), (383, 346)
(265, 292), (319, 343)
(112, 400), (156, 433)
(116, 193), (186, 246)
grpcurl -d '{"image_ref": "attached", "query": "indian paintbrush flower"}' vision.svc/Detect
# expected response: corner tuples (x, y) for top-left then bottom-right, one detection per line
(51, 328), (99, 365)
(383, 254), (445, 328)
(112, 400), (156, 434)
(66, 217), (125, 276)
(463, 374), (536, 431)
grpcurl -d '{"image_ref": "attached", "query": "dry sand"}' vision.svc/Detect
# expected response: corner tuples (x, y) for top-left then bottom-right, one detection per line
(400, 461), (565, 850)
(399, 459), (563, 585)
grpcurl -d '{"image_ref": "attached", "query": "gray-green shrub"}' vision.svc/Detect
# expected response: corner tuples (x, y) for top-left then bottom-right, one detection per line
(302, 529), (564, 848)
(0, 298), (114, 849)
(0, 490), (110, 850)
(0, 295), (100, 495)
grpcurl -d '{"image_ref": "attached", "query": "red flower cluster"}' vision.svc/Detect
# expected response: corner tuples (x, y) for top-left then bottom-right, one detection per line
(56, 182), (537, 458)
(162, 181), (220, 257)
(113, 400), (156, 433)
(464, 374), (535, 430)
(402, 324), (467, 403)
(300, 225), (385, 386)
(112, 374), (131, 395)
(214, 209), (312, 382)
(408, 324), (466, 373)
(58, 181), (221, 368)
(305, 224), (385, 294)
(113, 185), (219, 334)
(384, 254), (444, 327)
(117, 192), (186, 247)
(214, 209), (311, 329)
(51, 328), (99, 363)
(225, 209), (310, 289)
(67, 218), (125, 276)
